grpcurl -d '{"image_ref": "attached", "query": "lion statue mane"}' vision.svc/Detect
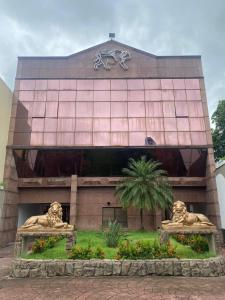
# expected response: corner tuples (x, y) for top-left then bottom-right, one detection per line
(20, 202), (73, 230)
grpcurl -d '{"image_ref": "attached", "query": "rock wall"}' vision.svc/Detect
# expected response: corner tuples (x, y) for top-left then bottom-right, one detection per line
(12, 256), (225, 278)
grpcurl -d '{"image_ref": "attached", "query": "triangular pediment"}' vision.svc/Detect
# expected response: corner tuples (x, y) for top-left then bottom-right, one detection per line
(68, 40), (156, 59)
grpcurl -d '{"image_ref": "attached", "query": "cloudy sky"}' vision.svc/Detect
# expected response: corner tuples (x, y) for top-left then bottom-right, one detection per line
(0, 0), (224, 117)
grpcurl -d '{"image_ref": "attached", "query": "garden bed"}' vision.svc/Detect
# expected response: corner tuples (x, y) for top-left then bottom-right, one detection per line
(13, 231), (224, 278)
(22, 231), (215, 260)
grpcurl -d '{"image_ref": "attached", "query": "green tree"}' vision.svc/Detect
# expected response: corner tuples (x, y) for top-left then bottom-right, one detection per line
(115, 157), (173, 230)
(212, 100), (225, 161)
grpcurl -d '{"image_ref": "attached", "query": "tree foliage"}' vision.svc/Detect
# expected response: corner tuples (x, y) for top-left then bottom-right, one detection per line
(212, 100), (225, 161)
(115, 157), (173, 229)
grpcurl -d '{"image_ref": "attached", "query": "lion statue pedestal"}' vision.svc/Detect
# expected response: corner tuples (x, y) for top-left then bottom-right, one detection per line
(160, 200), (221, 254)
(14, 202), (75, 257)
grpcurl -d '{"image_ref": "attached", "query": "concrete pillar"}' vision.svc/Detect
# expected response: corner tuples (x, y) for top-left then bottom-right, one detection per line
(154, 208), (162, 230)
(70, 175), (78, 228)
(206, 148), (222, 228)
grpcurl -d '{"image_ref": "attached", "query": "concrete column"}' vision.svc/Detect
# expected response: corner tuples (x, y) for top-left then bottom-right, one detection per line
(70, 175), (78, 228)
(153, 208), (162, 230)
(206, 148), (222, 228)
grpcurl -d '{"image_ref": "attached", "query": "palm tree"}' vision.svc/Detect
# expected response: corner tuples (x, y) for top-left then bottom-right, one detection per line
(115, 156), (173, 230)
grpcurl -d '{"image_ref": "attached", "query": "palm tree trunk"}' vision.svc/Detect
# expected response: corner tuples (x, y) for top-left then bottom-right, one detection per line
(140, 208), (144, 230)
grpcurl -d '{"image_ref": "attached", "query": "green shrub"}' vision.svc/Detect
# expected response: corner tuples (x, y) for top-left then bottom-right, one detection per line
(69, 243), (93, 259)
(94, 246), (105, 259)
(172, 234), (191, 245)
(189, 235), (209, 253)
(32, 239), (47, 253)
(104, 220), (122, 248)
(115, 239), (176, 260)
(173, 234), (209, 253)
(69, 243), (106, 259)
(31, 236), (61, 253)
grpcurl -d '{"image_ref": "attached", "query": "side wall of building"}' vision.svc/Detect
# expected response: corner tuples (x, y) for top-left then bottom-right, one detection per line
(0, 79), (12, 182)
(216, 166), (225, 229)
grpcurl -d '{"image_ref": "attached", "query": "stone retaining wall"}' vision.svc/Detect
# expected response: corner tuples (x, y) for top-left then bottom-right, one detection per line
(12, 256), (225, 278)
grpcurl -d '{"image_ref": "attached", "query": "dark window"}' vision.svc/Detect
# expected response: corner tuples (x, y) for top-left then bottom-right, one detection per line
(102, 207), (127, 227)
(13, 148), (207, 178)
(186, 202), (206, 214)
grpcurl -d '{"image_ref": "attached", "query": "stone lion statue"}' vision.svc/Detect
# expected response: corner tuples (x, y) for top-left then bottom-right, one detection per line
(162, 200), (215, 228)
(20, 202), (74, 230)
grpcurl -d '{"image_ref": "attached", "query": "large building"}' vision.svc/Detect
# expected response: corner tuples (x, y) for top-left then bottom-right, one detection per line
(0, 39), (221, 246)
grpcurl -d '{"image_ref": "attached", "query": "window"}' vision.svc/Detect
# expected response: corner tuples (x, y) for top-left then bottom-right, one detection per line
(102, 207), (127, 227)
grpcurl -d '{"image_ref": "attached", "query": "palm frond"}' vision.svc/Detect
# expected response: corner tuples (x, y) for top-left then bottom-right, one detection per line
(115, 157), (173, 213)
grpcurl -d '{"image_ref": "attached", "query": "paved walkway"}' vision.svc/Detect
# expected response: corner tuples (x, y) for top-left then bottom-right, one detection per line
(1, 244), (225, 299)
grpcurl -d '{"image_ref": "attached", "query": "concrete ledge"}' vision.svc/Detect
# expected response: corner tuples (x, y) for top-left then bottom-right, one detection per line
(11, 256), (225, 278)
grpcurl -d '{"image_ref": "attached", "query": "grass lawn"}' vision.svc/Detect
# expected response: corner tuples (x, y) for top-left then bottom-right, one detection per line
(23, 230), (215, 260)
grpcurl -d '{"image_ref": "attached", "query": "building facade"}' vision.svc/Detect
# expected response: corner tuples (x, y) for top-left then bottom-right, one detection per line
(0, 40), (221, 246)
(216, 161), (225, 233)
(0, 78), (12, 183)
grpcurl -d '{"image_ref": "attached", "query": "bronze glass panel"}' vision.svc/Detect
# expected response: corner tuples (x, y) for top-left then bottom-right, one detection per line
(47, 80), (60, 90)
(32, 102), (46, 117)
(76, 91), (93, 101)
(57, 118), (75, 132)
(144, 79), (161, 90)
(145, 90), (161, 101)
(94, 80), (110, 90)
(111, 118), (128, 131)
(59, 80), (77, 90)
(47, 91), (58, 101)
(174, 90), (187, 101)
(20, 80), (35, 90)
(176, 118), (190, 131)
(111, 102), (127, 117)
(35, 80), (47, 90)
(185, 79), (200, 89)
(128, 90), (144, 101)
(129, 132), (146, 146)
(189, 118), (205, 131)
(127, 79), (144, 90)
(164, 118), (177, 131)
(146, 118), (164, 131)
(173, 79), (185, 89)
(76, 102), (93, 117)
(111, 91), (127, 101)
(94, 102), (110, 117)
(161, 79), (173, 89)
(76, 118), (92, 132)
(93, 132), (110, 146)
(178, 132), (191, 145)
(75, 132), (92, 145)
(59, 91), (76, 101)
(110, 79), (127, 90)
(77, 80), (93, 90)
(145, 102), (163, 117)
(111, 132), (128, 146)
(58, 102), (75, 118)
(93, 118), (110, 132)
(162, 90), (174, 101)
(186, 90), (201, 101)
(44, 118), (57, 132)
(94, 90), (110, 101)
(19, 91), (34, 102)
(128, 102), (145, 117)
(128, 118), (146, 131)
